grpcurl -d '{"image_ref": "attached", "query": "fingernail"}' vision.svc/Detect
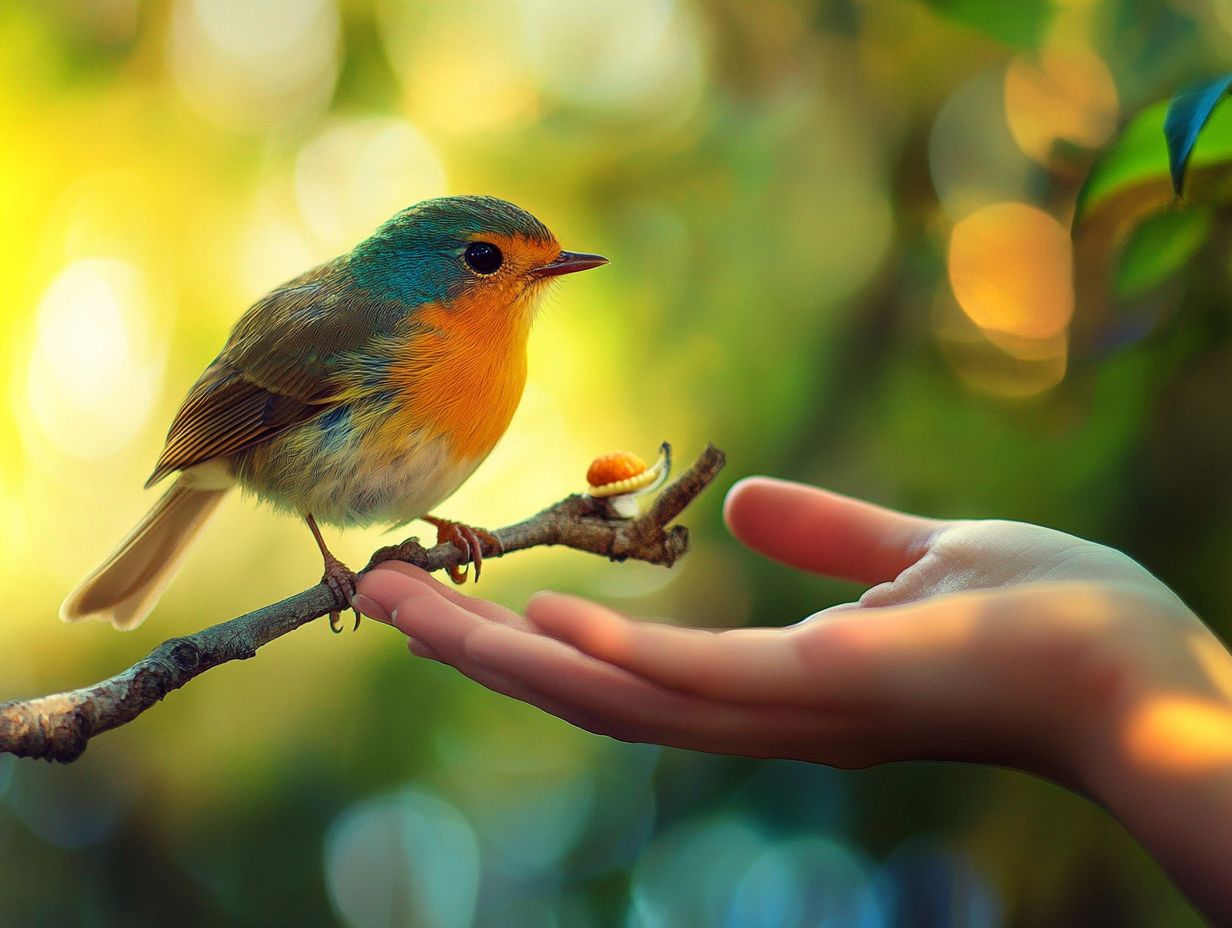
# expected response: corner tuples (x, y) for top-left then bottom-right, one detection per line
(352, 593), (391, 623)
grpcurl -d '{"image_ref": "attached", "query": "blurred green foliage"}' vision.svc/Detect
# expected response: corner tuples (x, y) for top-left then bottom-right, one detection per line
(918, 0), (1052, 49)
(2, 0), (1231, 925)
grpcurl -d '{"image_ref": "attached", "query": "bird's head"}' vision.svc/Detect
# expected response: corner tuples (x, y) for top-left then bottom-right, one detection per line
(348, 195), (607, 316)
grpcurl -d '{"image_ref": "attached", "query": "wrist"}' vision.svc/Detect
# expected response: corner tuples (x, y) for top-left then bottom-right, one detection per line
(1060, 602), (1232, 921)
(1040, 588), (1205, 796)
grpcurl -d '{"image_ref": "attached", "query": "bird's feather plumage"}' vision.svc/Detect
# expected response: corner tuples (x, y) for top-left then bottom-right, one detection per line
(61, 475), (230, 629)
(146, 258), (438, 486)
(64, 195), (600, 629)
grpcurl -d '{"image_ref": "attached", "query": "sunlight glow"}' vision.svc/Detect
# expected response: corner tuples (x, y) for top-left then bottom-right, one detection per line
(1004, 45), (1118, 165)
(379, 4), (541, 135)
(25, 259), (165, 460)
(948, 203), (1074, 343)
(238, 193), (321, 298)
(170, 0), (339, 129)
(1190, 631), (1232, 700)
(1124, 694), (1232, 775)
(294, 118), (448, 254)
(929, 72), (1035, 221)
(514, 0), (708, 117)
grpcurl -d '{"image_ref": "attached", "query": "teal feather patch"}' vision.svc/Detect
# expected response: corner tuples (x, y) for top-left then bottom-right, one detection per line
(349, 195), (553, 304)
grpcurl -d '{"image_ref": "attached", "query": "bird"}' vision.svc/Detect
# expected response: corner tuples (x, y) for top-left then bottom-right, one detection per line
(60, 195), (607, 632)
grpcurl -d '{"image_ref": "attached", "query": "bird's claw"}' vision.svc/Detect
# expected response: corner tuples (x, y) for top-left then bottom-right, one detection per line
(427, 518), (503, 585)
(321, 555), (360, 633)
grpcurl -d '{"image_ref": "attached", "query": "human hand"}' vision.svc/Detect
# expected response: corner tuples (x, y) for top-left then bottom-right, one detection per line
(356, 477), (1206, 785)
(357, 477), (1232, 918)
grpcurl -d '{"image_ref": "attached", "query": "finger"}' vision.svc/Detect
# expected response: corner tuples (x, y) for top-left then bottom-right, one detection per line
(724, 476), (941, 584)
(454, 617), (844, 756)
(415, 650), (648, 744)
(358, 562), (532, 630)
(408, 638), (441, 661)
(525, 593), (816, 703)
(503, 667), (861, 761)
(389, 583), (833, 752)
(351, 593), (392, 623)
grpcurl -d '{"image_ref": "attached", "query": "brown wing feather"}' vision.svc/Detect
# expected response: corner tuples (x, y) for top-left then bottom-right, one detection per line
(145, 257), (413, 487)
(145, 371), (322, 486)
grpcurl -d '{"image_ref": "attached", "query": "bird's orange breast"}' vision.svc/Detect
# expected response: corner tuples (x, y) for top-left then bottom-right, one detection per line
(379, 286), (534, 462)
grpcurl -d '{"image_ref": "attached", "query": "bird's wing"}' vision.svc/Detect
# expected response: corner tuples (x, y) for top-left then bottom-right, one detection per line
(146, 260), (415, 487)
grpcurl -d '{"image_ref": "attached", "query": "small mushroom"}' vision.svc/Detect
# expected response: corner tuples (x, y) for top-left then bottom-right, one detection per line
(586, 443), (671, 518)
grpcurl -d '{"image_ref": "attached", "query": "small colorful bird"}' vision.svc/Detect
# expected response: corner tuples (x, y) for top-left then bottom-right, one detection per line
(60, 195), (607, 632)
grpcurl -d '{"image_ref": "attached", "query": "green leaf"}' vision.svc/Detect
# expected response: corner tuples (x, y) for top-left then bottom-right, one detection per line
(1074, 101), (1171, 229)
(1075, 95), (1232, 230)
(1112, 205), (1212, 301)
(1164, 74), (1232, 196)
(1072, 93), (1232, 352)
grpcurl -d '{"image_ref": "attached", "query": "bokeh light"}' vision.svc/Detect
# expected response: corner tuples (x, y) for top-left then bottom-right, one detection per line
(6, 751), (139, 850)
(1004, 44), (1118, 167)
(726, 837), (884, 927)
(930, 72), (1038, 221)
(878, 837), (1003, 927)
(24, 258), (166, 460)
(514, 0), (708, 119)
(948, 202), (1073, 343)
(325, 787), (480, 928)
(294, 117), (448, 253)
(628, 816), (773, 926)
(169, 0), (340, 130)
(941, 202), (1073, 397)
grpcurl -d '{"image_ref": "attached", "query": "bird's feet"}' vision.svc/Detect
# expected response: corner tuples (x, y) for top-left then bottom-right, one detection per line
(306, 513), (361, 633)
(424, 516), (503, 585)
(321, 554), (360, 633)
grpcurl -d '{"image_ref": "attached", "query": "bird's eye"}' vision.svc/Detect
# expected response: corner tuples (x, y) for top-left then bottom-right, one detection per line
(464, 242), (503, 275)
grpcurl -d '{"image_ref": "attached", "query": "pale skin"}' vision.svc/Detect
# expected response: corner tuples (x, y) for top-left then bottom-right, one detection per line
(354, 476), (1232, 922)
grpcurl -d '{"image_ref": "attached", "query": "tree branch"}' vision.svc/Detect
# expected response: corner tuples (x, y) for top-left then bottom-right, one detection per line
(0, 444), (726, 763)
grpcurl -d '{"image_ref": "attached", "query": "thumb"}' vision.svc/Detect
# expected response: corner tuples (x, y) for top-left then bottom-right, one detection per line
(723, 476), (941, 585)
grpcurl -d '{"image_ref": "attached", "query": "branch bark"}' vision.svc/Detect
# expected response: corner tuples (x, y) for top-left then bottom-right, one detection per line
(0, 444), (726, 763)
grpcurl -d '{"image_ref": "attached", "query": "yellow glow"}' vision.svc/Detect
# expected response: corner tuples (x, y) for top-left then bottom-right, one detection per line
(1189, 631), (1232, 701)
(238, 193), (321, 299)
(406, 42), (539, 135)
(948, 202), (1074, 342)
(53, 170), (159, 263)
(24, 259), (165, 460)
(294, 118), (448, 254)
(169, 0), (339, 129)
(513, 0), (708, 116)
(943, 336), (1069, 400)
(1004, 45), (1118, 165)
(933, 289), (1067, 396)
(389, 9), (541, 135)
(1124, 694), (1232, 775)
(444, 382), (574, 527)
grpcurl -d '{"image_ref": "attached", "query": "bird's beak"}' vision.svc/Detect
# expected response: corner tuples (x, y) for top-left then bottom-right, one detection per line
(535, 251), (609, 277)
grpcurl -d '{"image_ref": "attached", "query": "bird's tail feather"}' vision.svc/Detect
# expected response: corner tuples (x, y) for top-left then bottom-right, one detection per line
(60, 478), (230, 630)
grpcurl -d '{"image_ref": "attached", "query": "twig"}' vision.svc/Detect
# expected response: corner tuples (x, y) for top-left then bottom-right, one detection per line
(0, 444), (726, 763)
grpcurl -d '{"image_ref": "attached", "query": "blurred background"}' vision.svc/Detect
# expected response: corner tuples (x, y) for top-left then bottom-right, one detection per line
(0, 0), (1228, 924)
